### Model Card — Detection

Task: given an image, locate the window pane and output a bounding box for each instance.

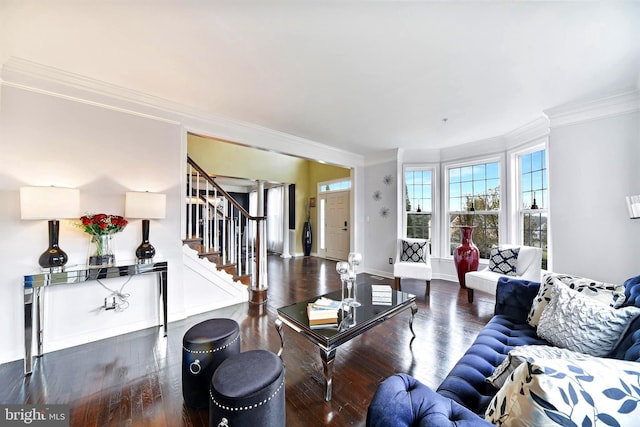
[406,168,433,238]
[450,168,461,183]
[487,178,500,192]
[531,150,542,171]
[462,181,473,197]
[461,166,473,182]
[450,183,461,198]
[522,175,532,192]
[523,212,548,270]
[532,171,543,192]
[486,162,500,179]
[521,153,532,174]
[407,213,431,239]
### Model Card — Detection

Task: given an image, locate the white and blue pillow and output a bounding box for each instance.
[400,240,426,263]
[488,246,519,276]
[486,357,640,426]
[527,272,628,327]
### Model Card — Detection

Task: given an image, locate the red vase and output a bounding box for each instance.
[453,226,479,289]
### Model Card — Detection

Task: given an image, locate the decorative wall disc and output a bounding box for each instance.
[380,207,390,218]
[372,190,382,201]
[383,175,393,186]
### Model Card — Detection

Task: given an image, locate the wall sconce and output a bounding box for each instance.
[627,195,640,219]
[125,191,167,263]
[20,186,80,272]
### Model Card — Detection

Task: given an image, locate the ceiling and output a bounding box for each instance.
[2,1,639,156]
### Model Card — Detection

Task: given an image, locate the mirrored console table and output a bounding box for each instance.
[23,260,168,375]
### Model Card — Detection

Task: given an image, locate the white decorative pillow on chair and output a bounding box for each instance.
[536,283,640,357]
[488,246,519,276]
[527,273,628,327]
[485,357,640,426]
[400,240,426,262]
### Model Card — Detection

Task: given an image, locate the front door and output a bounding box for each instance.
[323,190,350,260]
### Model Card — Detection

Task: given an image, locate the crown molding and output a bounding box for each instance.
[364,149,399,167]
[544,89,640,129]
[1,57,365,168]
[504,116,549,147]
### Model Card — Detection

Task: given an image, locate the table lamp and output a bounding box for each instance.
[125,191,166,263]
[627,195,640,219]
[20,186,80,272]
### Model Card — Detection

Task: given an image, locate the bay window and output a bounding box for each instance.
[448,161,500,258]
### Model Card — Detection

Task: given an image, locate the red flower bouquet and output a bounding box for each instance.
[79,214,128,236]
[78,214,128,266]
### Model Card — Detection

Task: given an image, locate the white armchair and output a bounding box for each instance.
[465,244,542,303]
[393,238,432,297]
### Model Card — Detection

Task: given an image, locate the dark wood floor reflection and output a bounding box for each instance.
[0,256,495,426]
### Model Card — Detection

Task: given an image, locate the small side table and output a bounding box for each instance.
[23,260,168,375]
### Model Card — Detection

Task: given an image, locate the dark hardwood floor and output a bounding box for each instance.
[0,256,496,426]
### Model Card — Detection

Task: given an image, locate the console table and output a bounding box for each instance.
[23,260,168,375]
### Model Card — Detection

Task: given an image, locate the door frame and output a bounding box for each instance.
[317,178,352,260]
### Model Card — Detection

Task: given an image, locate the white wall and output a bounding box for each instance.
[0,84,184,363]
[363,158,398,277]
[548,110,640,283]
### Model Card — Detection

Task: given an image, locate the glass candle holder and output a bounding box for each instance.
[336,261,350,308]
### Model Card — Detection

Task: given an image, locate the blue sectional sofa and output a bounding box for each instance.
[366,275,640,426]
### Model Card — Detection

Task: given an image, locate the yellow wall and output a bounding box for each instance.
[187,134,350,255]
[188,134,308,183]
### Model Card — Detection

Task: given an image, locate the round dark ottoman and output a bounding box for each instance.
[182,318,240,408]
[209,349,286,427]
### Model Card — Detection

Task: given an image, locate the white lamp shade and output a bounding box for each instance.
[125,192,167,219]
[627,195,640,219]
[20,186,80,220]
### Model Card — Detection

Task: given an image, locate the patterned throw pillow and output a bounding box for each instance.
[527,273,628,327]
[485,345,592,389]
[400,240,426,262]
[485,357,640,426]
[537,283,640,357]
[488,246,519,276]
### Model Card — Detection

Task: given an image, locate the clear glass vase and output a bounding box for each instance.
[88,234,115,267]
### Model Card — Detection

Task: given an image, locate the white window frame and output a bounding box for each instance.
[402,163,438,256]
[512,140,550,270]
[319,178,351,193]
[443,154,505,259]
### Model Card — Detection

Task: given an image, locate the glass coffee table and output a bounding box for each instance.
[275,284,417,401]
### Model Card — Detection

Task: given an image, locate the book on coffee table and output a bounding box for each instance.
[371,284,393,305]
[307,299,340,327]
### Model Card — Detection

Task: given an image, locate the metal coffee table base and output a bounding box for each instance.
[275,302,417,401]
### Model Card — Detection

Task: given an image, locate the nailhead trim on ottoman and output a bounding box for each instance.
[182,318,241,409]
[209,349,286,427]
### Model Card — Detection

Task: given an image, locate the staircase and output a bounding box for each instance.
[184,156,268,304]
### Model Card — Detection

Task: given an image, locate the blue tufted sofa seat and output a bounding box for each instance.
[367,275,640,427]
